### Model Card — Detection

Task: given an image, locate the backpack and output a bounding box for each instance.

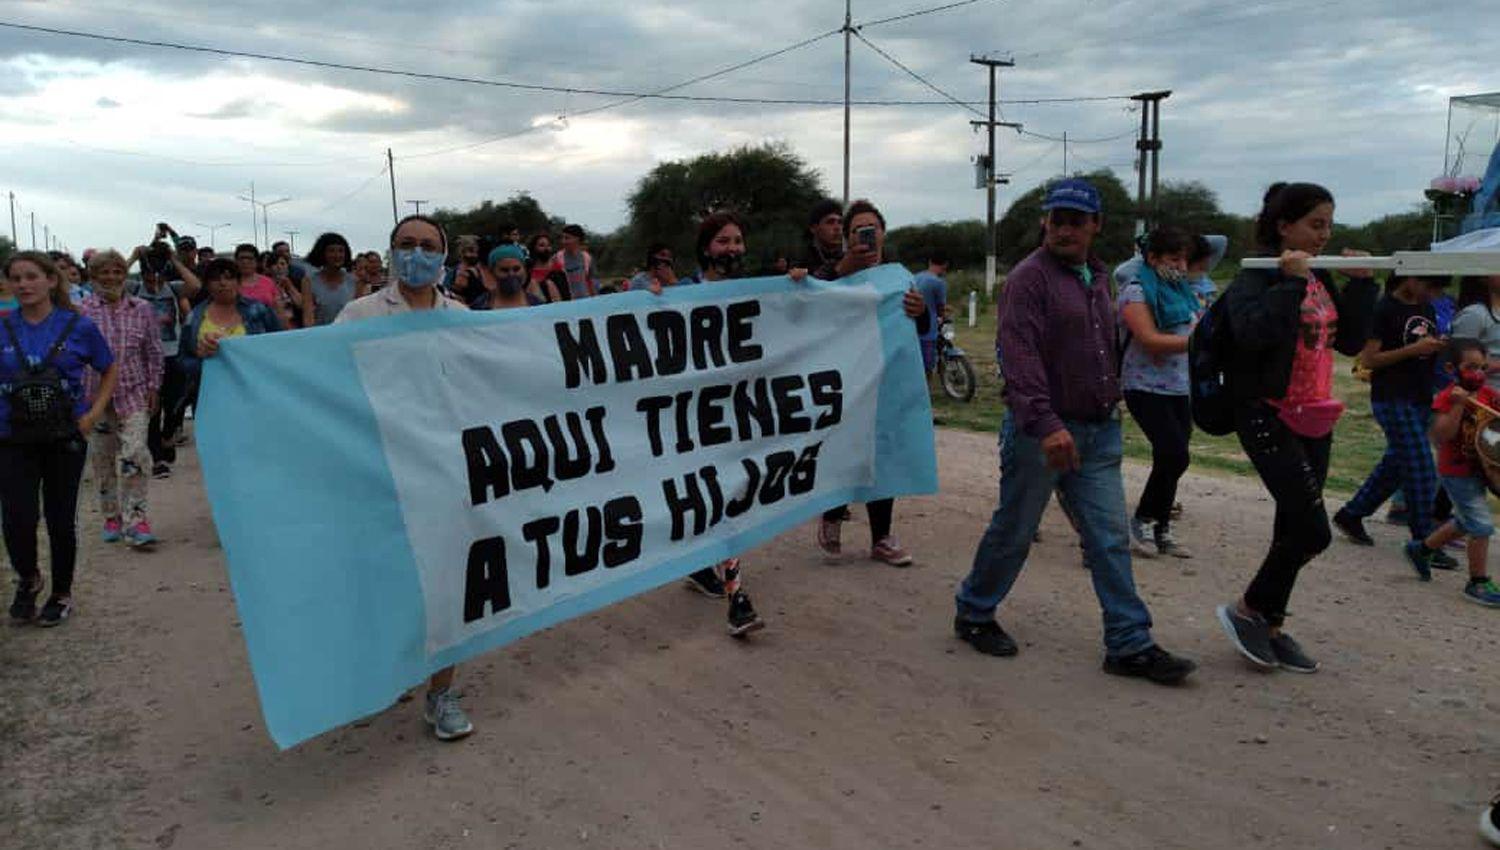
[1187,291,1235,436]
[3,312,83,444]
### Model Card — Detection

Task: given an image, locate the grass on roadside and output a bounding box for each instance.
[929,307,1388,497]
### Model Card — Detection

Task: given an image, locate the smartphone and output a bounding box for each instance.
[856,225,877,250]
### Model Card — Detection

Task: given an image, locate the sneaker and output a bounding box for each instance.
[124,520,158,549]
[870,537,913,567]
[422,688,474,741]
[1269,632,1319,673]
[1463,578,1500,608]
[9,577,42,623]
[684,568,726,599]
[1333,509,1375,546]
[36,596,72,628]
[817,518,843,562]
[1482,791,1500,847]
[152,462,171,480]
[1102,645,1197,685]
[1429,548,1459,571]
[1129,516,1157,558]
[953,618,1018,657]
[1153,522,1193,559]
[727,590,764,637]
[101,516,123,544]
[1403,540,1433,582]
[1215,603,1277,669]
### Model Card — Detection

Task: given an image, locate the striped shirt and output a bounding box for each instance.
[80,294,164,416]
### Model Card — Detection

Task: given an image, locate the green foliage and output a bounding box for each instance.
[0,236,13,266]
[996,170,1138,267]
[1333,206,1434,256]
[884,220,987,270]
[430,193,564,251]
[621,142,828,272]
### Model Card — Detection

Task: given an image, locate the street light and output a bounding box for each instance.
[405,199,429,215]
[237,192,292,250]
[193,222,233,252]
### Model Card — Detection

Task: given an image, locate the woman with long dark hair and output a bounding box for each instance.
[2,251,118,627]
[300,232,358,326]
[1214,182,1378,674]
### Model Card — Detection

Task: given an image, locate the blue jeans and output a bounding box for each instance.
[955,411,1156,657]
[1440,474,1495,538]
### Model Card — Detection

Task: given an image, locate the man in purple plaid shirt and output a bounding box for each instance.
[952,179,1196,686]
[80,250,163,549]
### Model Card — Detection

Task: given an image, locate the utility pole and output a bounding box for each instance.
[1063,131,1069,175]
[842,0,852,210]
[29,211,36,249]
[405,200,429,215]
[1130,90,1171,237]
[387,148,399,224]
[7,191,15,246]
[193,222,233,250]
[970,55,1020,300]
[285,230,299,254]
[239,189,291,250]
[43,225,49,252]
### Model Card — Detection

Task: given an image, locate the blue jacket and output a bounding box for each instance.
[179,297,282,373]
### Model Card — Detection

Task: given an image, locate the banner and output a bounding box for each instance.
[198,264,938,748]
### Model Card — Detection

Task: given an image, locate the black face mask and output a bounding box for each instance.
[496,273,526,297]
[533,247,553,262]
[704,252,745,278]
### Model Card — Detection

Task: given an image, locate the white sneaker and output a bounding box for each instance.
[423,688,474,741]
[1129,516,1156,558]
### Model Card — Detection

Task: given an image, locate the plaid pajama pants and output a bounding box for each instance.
[1344,400,1438,539]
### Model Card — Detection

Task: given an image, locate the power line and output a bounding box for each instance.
[853,31,985,118]
[1018,126,1139,145]
[313,165,390,213]
[858,0,1004,29]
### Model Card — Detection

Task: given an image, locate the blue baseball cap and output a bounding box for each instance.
[1042,178,1102,215]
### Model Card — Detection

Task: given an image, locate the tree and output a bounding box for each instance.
[996,170,1137,267]
[884,220,987,271]
[430,193,564,256]
[623,142,828,271]
[0,235,12,266]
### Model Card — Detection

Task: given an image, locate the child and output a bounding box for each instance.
[1334,274,1454,565]
[1404,339,1500,605]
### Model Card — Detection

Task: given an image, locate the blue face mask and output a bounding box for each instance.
[393,248,445,288]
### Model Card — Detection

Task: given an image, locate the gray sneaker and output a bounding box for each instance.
[423,688,474,741]
[1269,633,1318,673]
[1153,522,1193,559]
[1216,603,1277,669]
[1129,516,1156,558]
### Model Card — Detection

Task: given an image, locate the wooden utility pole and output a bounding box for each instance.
[1131,90,1171,236]
[970,55,1020,299]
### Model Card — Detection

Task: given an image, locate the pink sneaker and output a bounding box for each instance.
[817,518,843,562]
[870,537,913,567]
[101,517,123,544]
[124,520,157,549]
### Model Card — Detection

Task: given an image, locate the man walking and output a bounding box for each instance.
[912,251,949,378]
[952,178,1196,685]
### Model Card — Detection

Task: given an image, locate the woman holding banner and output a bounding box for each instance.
[813,200,924,568]
[1214,182,1378,674]
[334,214,476,741]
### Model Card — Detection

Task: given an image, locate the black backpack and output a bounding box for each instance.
[3,312,83,444]
[1187,292,1235,436]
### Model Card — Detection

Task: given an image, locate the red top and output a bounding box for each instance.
[1432,384,1500,477]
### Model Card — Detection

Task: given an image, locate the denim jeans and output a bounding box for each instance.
[956,411,1156,657]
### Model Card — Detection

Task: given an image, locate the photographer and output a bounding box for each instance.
[128,230,199,477]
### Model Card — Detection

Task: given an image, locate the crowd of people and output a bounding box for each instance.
[2,180,1499,837]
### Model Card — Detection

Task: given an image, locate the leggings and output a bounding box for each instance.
[147,356,188,465]
[824,499,894,543]
[1124,391,1192,524]
[0,435,89,598]
[1235,404,1332,628]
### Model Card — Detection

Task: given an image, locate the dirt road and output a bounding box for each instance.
[3,427,1495,849]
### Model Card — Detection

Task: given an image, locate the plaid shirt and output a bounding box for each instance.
[81,294,164,416]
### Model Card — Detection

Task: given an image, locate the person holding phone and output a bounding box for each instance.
[627,244,680,292]
[811,199,928,568]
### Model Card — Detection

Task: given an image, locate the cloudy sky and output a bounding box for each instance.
[0,0,1496,256]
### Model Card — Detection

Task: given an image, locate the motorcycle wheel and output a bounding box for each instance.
[941,354,977,403]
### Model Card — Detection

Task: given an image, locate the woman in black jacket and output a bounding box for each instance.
[1214,182,1378,674]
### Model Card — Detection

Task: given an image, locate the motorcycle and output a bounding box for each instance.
[935,319,976,402]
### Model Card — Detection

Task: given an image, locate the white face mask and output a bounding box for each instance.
[1156,265,1185,283]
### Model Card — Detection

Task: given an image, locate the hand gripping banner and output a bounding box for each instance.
[198,265,938,748]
